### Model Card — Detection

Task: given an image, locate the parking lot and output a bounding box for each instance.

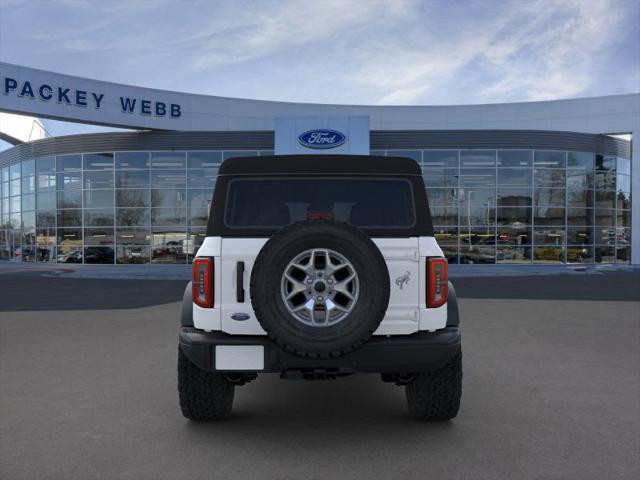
[1,269,639,480]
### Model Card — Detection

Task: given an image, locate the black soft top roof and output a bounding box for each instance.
[218,154,422,176]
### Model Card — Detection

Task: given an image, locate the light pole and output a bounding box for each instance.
[467,190,474,252]
[485,197,492,235]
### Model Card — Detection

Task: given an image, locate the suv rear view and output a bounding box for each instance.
[178,155,462,420]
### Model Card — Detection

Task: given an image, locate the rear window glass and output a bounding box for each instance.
[224,177,416,229]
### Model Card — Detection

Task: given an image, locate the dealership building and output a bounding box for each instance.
[0,62,638,265]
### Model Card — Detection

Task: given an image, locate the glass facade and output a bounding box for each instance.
[374,149,632,264]
[0,148,632,265]
[0,150,269,264]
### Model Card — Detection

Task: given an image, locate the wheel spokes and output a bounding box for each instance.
[333,272,356,301]
[292,297,315,314]
[281,248,358,327]
[285,281,307,300]
[310,249,329,272]
[291,261,313,276]
[326,298,348,314]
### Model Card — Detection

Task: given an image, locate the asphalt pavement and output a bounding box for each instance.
[0,271,639,480]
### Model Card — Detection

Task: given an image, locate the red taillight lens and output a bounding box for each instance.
[192,257,214,308]
[427,257,448,308]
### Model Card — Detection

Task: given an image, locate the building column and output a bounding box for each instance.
[632,129,639,265]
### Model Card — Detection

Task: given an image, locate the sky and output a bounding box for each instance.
[0,0,639,143]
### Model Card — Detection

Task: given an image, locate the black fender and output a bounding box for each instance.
[180,281,194,327]
[446,281,460,327]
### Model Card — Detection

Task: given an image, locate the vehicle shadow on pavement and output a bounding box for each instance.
[179,374,459,444]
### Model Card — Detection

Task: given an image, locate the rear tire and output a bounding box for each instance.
[405,347,462,421]
[178,348,235,420]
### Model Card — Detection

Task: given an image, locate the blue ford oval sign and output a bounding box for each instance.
[298,129,346,149]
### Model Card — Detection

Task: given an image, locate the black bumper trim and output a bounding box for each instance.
[179,327,461,374]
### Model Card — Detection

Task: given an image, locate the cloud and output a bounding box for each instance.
[0,0,637,106]
[185,0,413,71]
[379,85,431,104]
[347,0,633,104]
[473,0,626,102]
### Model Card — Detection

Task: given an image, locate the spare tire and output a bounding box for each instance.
[250,219,390,358]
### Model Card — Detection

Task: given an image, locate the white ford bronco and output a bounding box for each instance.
[178,155,462,420]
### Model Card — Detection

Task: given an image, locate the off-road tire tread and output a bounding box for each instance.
[406,347,462,421]
[178,348,235,420]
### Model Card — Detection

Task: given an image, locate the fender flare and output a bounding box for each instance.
[180,281,194,327]
[446,281,460,327]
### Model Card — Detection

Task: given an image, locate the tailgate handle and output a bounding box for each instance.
[236,261,245,303]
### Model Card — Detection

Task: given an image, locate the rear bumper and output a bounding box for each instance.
[179,326,461,374]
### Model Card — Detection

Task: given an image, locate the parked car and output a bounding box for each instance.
[57,249,83,263]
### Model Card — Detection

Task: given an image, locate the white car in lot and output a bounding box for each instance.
[178,155,462,421]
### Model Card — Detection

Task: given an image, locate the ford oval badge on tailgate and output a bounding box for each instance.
[231,313,250,321]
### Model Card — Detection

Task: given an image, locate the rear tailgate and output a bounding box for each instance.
[372,238,421,335]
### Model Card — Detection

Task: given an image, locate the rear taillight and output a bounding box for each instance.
[192,257,214,308]
[427,257,448,308]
